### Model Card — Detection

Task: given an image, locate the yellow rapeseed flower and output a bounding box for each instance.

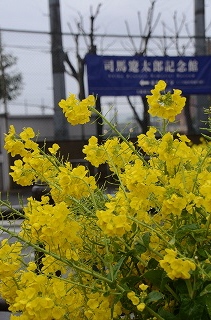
[83,136,107,167]
[48,143,60,155]
[139,284,149,291]
[59,93,95,125]
[146,80,186,122]
[137,302,146,312]
[160,249,196,280]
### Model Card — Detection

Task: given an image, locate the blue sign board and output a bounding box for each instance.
[85,54,211,96]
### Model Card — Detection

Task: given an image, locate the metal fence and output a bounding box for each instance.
[1,28,211,134]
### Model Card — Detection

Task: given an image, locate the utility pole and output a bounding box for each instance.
[194,0,208,131]
[0,30,8,118]
[0,30,10,191]
[195,0,206,55]
[49,0,69,140]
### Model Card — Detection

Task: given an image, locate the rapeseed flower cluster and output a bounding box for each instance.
[147,79,186,121]
[59,94,95,125]
[9,271,85,319]
[159,249,196,280]
[1,80,211,319]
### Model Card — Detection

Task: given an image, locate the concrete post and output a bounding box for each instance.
[49,0,69,140]
[195,0,206,55]
[194,0,209,131]
[0,115,10,191]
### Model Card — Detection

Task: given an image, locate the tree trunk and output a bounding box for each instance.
[184,96,196,134]
[142,96,150,133]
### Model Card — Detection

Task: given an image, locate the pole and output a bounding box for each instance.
[194,0,208,132]
[195,0,206,55]
[0,30,10,191]
[49,0,69,140]
[0,30,8,118]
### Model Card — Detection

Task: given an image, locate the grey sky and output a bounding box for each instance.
[0,0,199,34]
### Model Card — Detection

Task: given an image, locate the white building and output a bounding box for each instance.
[0,114,97,191]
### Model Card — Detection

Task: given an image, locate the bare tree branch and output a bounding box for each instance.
[63,52,78,79]
[123,0,161,132]
[205,20,211,32]
[137,11,142,36]
[125,20,137,53]
[127,96,143,128]
[89,3,102,53]
[141,0,161,55]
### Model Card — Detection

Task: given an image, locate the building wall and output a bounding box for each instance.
[8,115,54,140]
[0,114,98,191]
[7,115,97,141]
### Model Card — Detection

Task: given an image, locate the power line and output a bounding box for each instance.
[1,27,211,40]
[7,101,52,109]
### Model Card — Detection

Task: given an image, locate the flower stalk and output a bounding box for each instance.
[1,80,211,319]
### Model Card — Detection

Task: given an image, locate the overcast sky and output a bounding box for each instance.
[1,0,210,34]
[0,0,210,116]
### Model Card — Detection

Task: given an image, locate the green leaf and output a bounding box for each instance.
[134,243,146,255]
[104,253,114,263]
[175,279,189,294]
[203,263,211,277]
[107,256,125,283]
[147,258,159,269]
[142,232,150,247]
[197,247,208,259]
[158,308,177,320]
[205,294,211,318]
[179,296,205,320]
[144,269,168,289]
[146,290,164,303]
[200,284,211,296]
[175,224,198,240]
[112,256,126,280]
[120,275,141,287]
[131,222,137,233]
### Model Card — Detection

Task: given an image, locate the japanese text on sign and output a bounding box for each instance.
[85,55,211,96]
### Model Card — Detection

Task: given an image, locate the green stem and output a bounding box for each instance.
[38,140,62,169]
[105,240,114,282]
[145,305,165,320]
[185,279,194,299]
[165,284,180,302]
[0,199,26,220]
[103,151,128,197]
[205,212,211,238]
[129,216,169,251]
[90,107,149,167]
[0,225,126,292]
[45,181,95,216]
[161,118,169,135]
[191,144,211,194]
[117,236,147,267]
